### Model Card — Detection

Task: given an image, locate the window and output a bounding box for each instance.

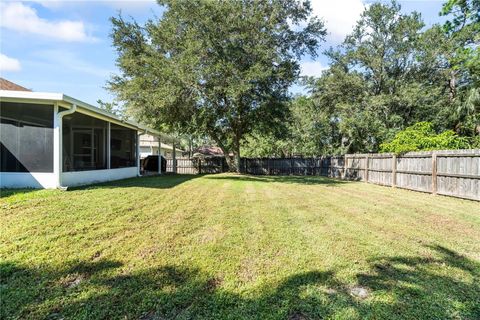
[0,102,54,172]
[110,124,137,168]
[62,112,107,171]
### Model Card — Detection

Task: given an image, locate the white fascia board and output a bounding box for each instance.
[0,90,63,104]
[160,143,184,152]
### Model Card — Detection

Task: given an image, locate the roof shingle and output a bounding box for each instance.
[0,78,32,91]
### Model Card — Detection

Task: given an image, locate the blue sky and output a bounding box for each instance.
[1,0,447,105]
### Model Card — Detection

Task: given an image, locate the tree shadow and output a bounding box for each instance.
[0,188,40,199]
[2,244,479,319]
[204,174,348,186]
[354,244,480,319]
[0,259,124,319]
[67,174,201,192]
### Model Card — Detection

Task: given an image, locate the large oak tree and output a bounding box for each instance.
[108,0,325,170]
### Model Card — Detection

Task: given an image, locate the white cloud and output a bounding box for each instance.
[311,0,367,42]
[300,61,328,77]
[104,0,157,10]
[34,0,157,12]
[0,2,94,42]
[0,53,21,72]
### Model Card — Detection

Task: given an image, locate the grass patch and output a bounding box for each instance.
[1,174,479,319]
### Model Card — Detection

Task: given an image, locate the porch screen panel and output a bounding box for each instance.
[62,112,107,171]
[0,102,53,172]
[110,124,137,168]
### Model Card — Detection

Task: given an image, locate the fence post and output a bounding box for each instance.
[432,151,437,195]
[329,157,333,177]
[291,158,294,175]
[392,154,396,188]
[343,155,347,180]
[172,141,177,174]
[157,135,162,175]
[365,155,369,183]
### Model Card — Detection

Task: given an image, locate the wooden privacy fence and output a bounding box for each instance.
[164,150,479,201]
[343,149,480,201]
[242,149,480,201]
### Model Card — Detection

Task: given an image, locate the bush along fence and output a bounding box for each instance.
[165,149,480,201]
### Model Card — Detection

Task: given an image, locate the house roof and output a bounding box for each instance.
[0,88,177,142]
[193,146,224,156]
[0,78,31,91]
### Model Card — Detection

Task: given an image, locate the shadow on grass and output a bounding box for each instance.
[0,188,40,199]
[2,244,478,319]
[1,175,201,198]
[68,174,201,192]
[204,174,348,186]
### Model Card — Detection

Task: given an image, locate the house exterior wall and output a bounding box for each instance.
[0,172,57,188]
[61,167,138,187]
[140,146,183,158]
[139,133,183,158]
[1,99,144,189]
[140,146,154,159]
[1,162,139,189]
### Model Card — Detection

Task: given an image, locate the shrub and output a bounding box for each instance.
[380,122,471,154]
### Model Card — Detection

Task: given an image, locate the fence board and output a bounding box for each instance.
[163,149,480,201]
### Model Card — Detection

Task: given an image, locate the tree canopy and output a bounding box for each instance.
[242,0,479,157]
[108,0,479,159]
[108,0,326,169]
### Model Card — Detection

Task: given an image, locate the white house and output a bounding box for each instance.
[139,134,183,159]
[0,79,173,189]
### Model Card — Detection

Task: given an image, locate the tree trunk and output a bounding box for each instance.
[233,132,242,173]
[449,70,456,102]
[234,147,241,174]
[225,154,236,172]
[188,136,193,158]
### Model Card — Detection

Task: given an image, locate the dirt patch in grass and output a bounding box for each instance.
[195,224,226,244]
[58,273,86,289]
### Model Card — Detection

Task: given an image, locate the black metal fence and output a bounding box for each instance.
[241,157,345,177]
[166,157,227,174]
[165,156,346,177]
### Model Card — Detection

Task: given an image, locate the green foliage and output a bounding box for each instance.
[441,0,480,86]
[380,122,471,153]
[272,0,479,156]
[304,1,448,154]
[96,99,125,117]
[439,0,480,124]
[472,135,480,148]
[109,0,478,157]
[456,87,480,136]
[108,0,325,170]
[242,95,334,157]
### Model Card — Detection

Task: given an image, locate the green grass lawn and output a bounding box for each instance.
[1,174,479,320]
